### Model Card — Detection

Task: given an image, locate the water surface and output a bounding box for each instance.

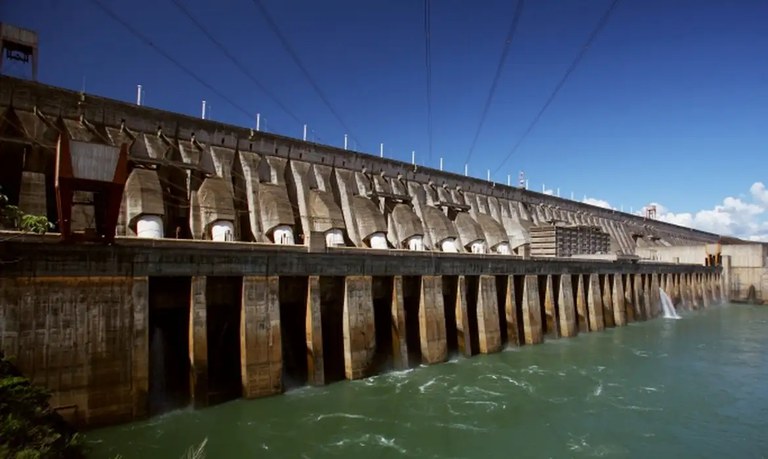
[88,303,768,458]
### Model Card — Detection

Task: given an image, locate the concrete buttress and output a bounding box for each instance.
[476,275,502,353]
[419,276,447,364]
[624,274,635,322]
[702,274,711,308]
[240,276,282,397]
[602,275,615,327]
[305,276,324,385]
[543,275,559,338]
[576,275,589,332]
[343,276,376,379]
[557,274,577,338]
[455,276,472,356]
[390,276,409,370]
[650,274,661,317]
[612,274,627,326]
[504,276,522,346]
[522,275,543,344]
[587,274,605,331]
[131,277,149,418]
[642,275,652,319]
[189,276,208,407]
[632,274,648,321]
[708,274,718,304]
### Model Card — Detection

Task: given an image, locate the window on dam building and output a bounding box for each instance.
[273,225,294,245]
[136,215,164,238]
[325,229,344,247]
[406,235,424,251]
[441,238,459,253]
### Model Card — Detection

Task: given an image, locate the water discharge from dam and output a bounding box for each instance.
[88,303,768,458]
[660,289,681,319]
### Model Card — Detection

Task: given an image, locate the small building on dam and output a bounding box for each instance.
[0,74,755,427]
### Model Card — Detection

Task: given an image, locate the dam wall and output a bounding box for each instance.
[0,76,718,253]
[0,236,721,427]
[638,243,768,304]
[0,76,725,428]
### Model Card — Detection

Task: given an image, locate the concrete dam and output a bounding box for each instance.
[0,75,725,427]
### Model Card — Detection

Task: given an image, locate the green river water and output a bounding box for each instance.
[88,303,768,458]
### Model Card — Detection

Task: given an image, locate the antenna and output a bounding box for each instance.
[439,157,443,171]
[487,169,491,182]
[201,100,206,119]
[380,143,384,158]
[256,113,261,131]
[303,124,307,141]
[136,84,142,106]
[464,164,468,176]
[411,150,416,165]
[344,134,348,150]
[507,174,511,186]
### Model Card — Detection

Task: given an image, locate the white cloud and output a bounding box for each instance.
[582,197,614,209]
[649,182,768,239]
[750,182,768,206]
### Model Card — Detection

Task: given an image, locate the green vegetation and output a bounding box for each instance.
[0,353,84,459]
[0,187,51,234]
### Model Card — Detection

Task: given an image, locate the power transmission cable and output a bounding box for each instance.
[464,0,525,165]
[424,0,433,164]
[87,0,254,122]
[493,0,621,174]
[250,0,362,149]
[170,0,304,126]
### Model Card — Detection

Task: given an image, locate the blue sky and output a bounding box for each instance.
[2,0,767,239]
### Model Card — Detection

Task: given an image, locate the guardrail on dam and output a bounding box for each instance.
[0,76,723,427]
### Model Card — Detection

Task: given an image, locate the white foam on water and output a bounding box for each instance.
[593,381,603,397]
[610,402,664,412]
[418,377,439,393]
[315,413,371,422]
[481,374,534,393]
[434,421,487,432]
[329,434,408,455]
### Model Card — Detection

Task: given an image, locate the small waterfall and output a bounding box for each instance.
[659,289,680,319]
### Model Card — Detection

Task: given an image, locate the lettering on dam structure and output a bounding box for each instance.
[0,76,726,427]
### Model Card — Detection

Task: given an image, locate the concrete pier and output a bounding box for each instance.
[558,275,577,338]
[419,276,447,364]
[476,275,502,353]
[343,276,375,380]
[522,275,543,344]
[305,276,324,386]
[543,275,559,338]
[241,276,281,397]
[390,276,409,370]
[587,274,604,332]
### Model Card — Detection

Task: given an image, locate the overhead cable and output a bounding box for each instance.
[464,0,525,165]
[88,0,253,121]
[493,0,622,174]
[424,0,433,164]
[250,0,362,149]
[170,0,304,125]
